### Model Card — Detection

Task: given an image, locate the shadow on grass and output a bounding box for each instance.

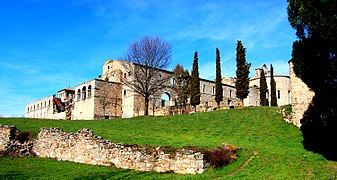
[301,90,337,161]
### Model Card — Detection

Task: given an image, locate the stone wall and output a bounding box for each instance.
[244,86,260,106]
[0,125,35,157]
[93,80,122,119]
[289,61,315,127]
[0,125,17,151]
[73,79,122,120]
[33,128,208,174]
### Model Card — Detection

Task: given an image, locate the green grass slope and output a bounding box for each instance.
[0,107,336,179]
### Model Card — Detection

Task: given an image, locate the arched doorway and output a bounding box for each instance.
[161,92,170,107]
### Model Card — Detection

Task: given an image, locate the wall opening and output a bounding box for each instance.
[82,86,86,100]
[88,85,92,98]
[77,89,81,101]
[161,92,170,107]
[278,90,281,99]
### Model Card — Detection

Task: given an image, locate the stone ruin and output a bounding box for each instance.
[0,125,237,174]
[0,125,35,157]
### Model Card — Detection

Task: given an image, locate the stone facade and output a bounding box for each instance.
[72,79,122,120]
[199,79,240,110]
[33,127,208,174]
[244,65,291,107]
[25,59,240,119]
[289,61,315,127]
[25,95,54,119]
[26,59,269,120]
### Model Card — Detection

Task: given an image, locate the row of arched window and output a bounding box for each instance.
[27,99,51,112]
[77,85,92,100]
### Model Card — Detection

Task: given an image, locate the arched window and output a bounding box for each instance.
[34,105,35,110]
[41,103,42,108]
[27,107,29,112]
[49,100,51,106]
[88,85,92,98]
[82,86,86,100]
[77,89,81,100]
[37,104,39,109]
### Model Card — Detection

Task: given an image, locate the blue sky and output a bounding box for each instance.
[0,0,296,117]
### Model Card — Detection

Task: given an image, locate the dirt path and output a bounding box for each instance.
[217,151,259,179]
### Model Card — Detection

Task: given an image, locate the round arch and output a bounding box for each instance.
[161,92,171,107]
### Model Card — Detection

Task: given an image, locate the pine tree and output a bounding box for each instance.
[270,64,277,106]
[235,40,251,105]
[190,51,200,111]
[259,69,268,106]
[215,48,223,109]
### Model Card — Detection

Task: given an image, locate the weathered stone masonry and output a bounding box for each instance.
[0,125,214,174]
[0,125,17,151]
[0,125,35,157]
[33,128,208,174]
[289,61,315,127]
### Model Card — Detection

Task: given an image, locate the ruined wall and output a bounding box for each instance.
[0,125,16,151]
[244,86,260,106]
[199,79,240,110]
[289,61,315,127]
[33,128,208,174]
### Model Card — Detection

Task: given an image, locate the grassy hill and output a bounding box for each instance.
[0,107,336,179]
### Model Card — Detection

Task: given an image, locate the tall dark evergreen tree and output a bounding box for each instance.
[270,64,277,106]
[259,69,268,106]
[235,40,251,105]
[215,48,223,109]
[288,0,337,160]
[190,51,200,110]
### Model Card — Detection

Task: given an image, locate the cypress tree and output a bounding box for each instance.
[235,40,251,105]
[215,48,223,109]
[270,64,277,106]
[190,51,200,111]
[259,69,268,106]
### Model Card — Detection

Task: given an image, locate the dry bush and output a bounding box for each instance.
[203,144,238,168]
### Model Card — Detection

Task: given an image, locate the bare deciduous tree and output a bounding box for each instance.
[121,36,172,116]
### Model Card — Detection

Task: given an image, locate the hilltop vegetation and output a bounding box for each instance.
[0,107,336,179]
